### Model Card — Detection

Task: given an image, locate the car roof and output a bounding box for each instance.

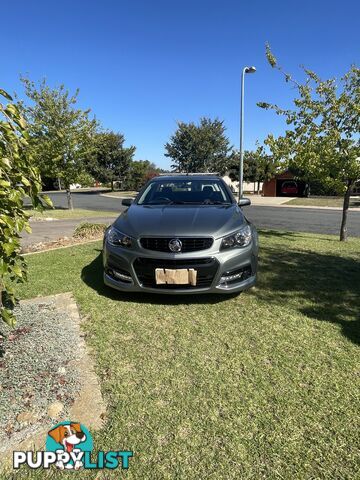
[153,174,222,182]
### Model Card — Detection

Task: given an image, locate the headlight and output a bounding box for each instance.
[221,225,252,249]
[107,226,133,248]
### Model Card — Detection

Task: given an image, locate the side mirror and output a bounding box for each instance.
[238,197,251,207]
[122,198,134,206]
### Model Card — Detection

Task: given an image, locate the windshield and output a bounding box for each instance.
[137,179,233,205]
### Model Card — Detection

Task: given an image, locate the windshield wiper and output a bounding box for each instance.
[153,200,186,205]
[202,200,231,205]
[146,200,174,205]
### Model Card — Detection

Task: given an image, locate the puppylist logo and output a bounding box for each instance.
[13,421,133,471]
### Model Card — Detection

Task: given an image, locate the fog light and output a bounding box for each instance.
[219,266,252,286]
[107,268,133,283]
[114,271,132,282]
[221,271,243,282]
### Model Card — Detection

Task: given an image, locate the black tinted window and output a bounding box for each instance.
[138,179,232,205]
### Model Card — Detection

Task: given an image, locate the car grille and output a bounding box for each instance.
[133,257,218,289]
[140,237,213,253]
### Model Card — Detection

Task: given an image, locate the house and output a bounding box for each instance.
[262,171,308,197]
[222,173,263,194]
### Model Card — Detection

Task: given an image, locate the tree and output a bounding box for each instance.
[0,88,51,325]
[258,44,360,241]
[19,78,98,209]
[243,151,259,184]
[228,145,278,193]
[165,117,233,173]
[125,160,160,190]
[88,131,135,190]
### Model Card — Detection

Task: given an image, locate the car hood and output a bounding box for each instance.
[113,204,245,239]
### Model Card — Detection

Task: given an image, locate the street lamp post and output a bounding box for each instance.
[239,66,256,200]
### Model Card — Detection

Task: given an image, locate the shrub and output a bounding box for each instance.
[73,222,107,239]
[76,171,95,187]
[0,88,51,325]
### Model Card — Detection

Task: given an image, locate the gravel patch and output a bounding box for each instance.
[0,299,82,450]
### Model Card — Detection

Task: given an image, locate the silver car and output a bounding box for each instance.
[103,174,258,294]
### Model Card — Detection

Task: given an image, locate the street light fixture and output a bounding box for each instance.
[239,65,256,200]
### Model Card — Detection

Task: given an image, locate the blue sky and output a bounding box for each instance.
[3,0,359,168]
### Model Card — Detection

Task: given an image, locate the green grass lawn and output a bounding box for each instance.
[285,197,360,208]
[9,231,360,479]
[27,208,118,220]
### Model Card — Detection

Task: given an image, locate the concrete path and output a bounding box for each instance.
[245,195,295,206]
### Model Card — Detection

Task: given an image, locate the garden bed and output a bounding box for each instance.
[21,223,108,253]
[0,294,105,462]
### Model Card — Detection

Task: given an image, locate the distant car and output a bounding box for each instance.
[103,174,258,295]
[281,180,298,196]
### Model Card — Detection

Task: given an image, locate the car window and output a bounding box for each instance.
[137,179,232,205]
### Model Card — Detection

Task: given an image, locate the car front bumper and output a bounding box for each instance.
[102,238,258,295]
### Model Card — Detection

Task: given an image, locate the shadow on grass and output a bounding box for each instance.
[258,229,300,239]
[81,244,360,344]
[81,252,238,306]
[258,229,315,242]
[259,229,339,242]
[254,245,360,345]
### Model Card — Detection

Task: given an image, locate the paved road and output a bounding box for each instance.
[22,216,117,247]
[245,206,360,237]
[23,191,360,245]
[25,190,126,213]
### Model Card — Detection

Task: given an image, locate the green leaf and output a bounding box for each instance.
[0,88,13,101]
[2,242,16,256]
[11,264,23,278]
[41,194,53,207]
[0,215,15,228]
[0,157,11,168]
[0,259,6,275]
[20,176,31,187]
[257,102,271,109]
[265,42,277,68]
[1,308,16,327]
[18,115,26,127]
[4,104,19,117]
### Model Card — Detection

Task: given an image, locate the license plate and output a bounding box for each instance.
[155,268,197,285]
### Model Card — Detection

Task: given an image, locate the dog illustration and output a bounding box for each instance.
[48,422,86,470]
